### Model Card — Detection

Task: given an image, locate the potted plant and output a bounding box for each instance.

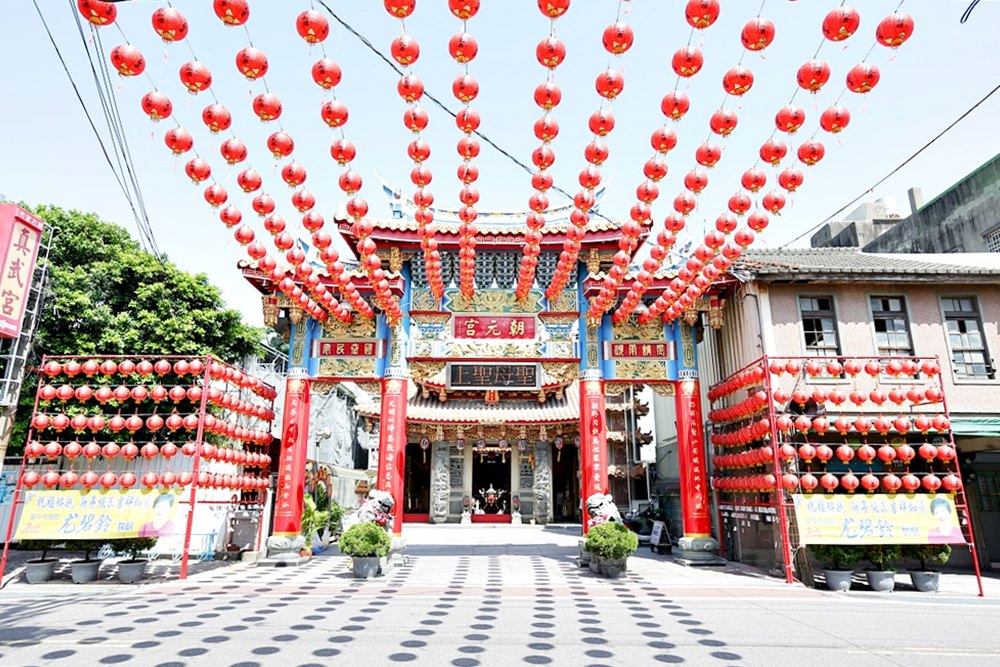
[584,521,639,578]
[338,521,391,578]
[809,544,866,591]
[864,544,902,592]
[300,495,330,556]
[69,540,106,584]
[903,544,952,592]
[327,499,345,541]
[111,537,158,584]
[20,540,59,584]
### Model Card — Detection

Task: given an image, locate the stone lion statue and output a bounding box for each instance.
[343,489,395,532]
[586,493,622,527]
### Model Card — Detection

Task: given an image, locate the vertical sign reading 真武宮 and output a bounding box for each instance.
[0,205,44,338]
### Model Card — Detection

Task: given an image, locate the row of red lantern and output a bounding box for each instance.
[717,470,959,494]
[25,439,187,461]
[710,418,772,447]
[776,413,951,437]
[22,468,268,491]
[583,19,645,320]
[30,412,273,443]
[775,441,955,466]
[515,5,569,301]
[708,390,769,423]
[545,12,631,301]
[770,357,941,379]
[707,365,766,402]
[714,445,775,470]
[773,385,943,410]
[657,9,912,326]
[36,384,275,418]
[200,443,271,467]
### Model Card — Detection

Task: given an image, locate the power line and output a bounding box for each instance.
[780,81,1000,248]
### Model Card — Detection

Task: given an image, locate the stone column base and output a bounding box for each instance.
[675,535,727,566]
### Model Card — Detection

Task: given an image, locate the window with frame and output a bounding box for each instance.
[985,228,1000,253]
[870,296,915,357]
[799,296,841,357]
[941,296,995,379]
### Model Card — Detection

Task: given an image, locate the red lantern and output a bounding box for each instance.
[747,211,769,233]
[778,168,804,193]
[741,169,766,193]
[823,7,861,42]
[312,58,342,90]
[296,10,329,44]
[741,18,775,51]
[759,139,787,166]
[876,13,915,48]
[762,191,786,214]
[253,93,282,122]
[721,66,754,96]
[321,100,349,128]
[820,473,839,493]
[236,47,268,79]
[213,0,249,25]
[392,35,421,65]
[237,169,262,194]
[685,0,720,29]
[796,60,830,93]
[453,74,480,102]
[860,474,880,493]
[164,128,193,155]
[536,37,566,68]
[201,104,232,134]
[846,63,881,94]
[672,47,704,77]
[219,206,242,228]
[140,90,174,121]
[660,92,690,121]
[683,170,708,194]
[836,444,855,463]
[820,105,851,134]
[797,141,826,167]
[882,473,902,493]
[800,473,819,492]
[152,7,188,42]
[841,473,860,493]
[110,45,146,77]
[941,474,962,492]
[179,61,212,94]
[709,109,738,137]
[900,473,920,493]
[204,184,228,207]
[775,105,806,133]
[595,70,625,99]
[282,162,307,188]
[385,0,416,17]
[728,193,751,215]
[78,0,117,26]
[922,474,942,492]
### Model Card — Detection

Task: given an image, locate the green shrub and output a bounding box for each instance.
[110,537,157,561]
[18,539,58,561]
[864,544,902,572]
[327,500,345,535]
[338,521,391,558]
[585,522,639,560]
[903,544,952,571]
[67,539,107,561]
[810,544,867,570]
[300,495,330,538]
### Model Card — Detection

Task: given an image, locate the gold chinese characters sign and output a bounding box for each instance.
[0,205,44,338]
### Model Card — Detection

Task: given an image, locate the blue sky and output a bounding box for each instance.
[3,1,999,325]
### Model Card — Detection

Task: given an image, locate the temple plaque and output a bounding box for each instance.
[446,363,540,391]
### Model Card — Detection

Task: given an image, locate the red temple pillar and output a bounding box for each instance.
[579,377,609,532]
[273,376,311,536]
[377,378,408,536]
[674,379,719,560]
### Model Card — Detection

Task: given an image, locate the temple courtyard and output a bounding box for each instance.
[0,525,998,666]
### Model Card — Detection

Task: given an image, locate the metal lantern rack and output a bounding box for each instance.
[0,354,275,581]
[707,355,984,596]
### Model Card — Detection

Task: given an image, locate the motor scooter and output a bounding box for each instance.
[622,507,655,544]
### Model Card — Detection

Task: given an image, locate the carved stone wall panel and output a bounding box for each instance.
[547,341,575,359]
[533,442,552,525]
[317,357,377,378]
[613,318,665,342]
[431,442,450,524]
[411,289,438,311]
[613,359,668,381]
[445,288,542,314]
[323,314,377,339]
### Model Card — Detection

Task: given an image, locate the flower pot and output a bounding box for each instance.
[117,559,148,584]
[578,540,591,567]
[588,555,602,574]
[909,570,940,592]
[24,558,58,584]
[352,556,381,579]
[71,560,102,584]
[601,557,627,579]
[865,570,895,592]
[821,569,853,592]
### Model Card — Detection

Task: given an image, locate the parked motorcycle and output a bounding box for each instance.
[622,507,655,544]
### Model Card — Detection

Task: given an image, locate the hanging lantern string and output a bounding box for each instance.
[547,0,632,303]
[657,6,914,324]
[515,6,568,301]
[610,0,726,324]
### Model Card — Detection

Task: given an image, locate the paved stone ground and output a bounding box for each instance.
[1,524,999,666]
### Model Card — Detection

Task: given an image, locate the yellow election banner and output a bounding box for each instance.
[792,493,965,545]
[14,490,182,541]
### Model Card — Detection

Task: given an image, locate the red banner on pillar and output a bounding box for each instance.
[377,378,408,536]
[273,378,311,535]
[580,380,609,530]
[675,379,712,537]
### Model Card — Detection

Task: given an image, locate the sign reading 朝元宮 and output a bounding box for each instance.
[314,339,378,358]
[14,490,182,540]
[0,205,44,338]
[792,493,965,545]
[453,315,536,340]
[447,363,540,390]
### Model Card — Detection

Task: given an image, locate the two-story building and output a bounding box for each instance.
[697,248,1000,569]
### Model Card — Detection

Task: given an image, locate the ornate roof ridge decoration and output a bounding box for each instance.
[357,382,582,425]
[337,215,628,236]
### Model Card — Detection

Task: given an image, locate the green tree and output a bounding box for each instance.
[7,205,263,453]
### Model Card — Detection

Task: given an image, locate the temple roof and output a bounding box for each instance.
[736,248,1000,281]
[357,383,580,426]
